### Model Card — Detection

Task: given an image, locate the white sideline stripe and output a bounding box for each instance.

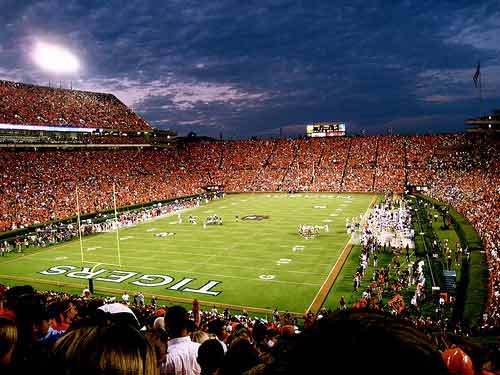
[306,195,377,313]
[306,240,351,313]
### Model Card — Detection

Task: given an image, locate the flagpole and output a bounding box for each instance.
[474,61,482,117]
[113,182,122,268]
[75,184,84,266]
[479,69,483,117]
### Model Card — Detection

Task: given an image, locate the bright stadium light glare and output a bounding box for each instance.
[33,41,80,74]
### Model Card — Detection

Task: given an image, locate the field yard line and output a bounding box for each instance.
[78,245,341,264]
[16,256,322,287]
[120,246,342,260]
[187,254,217,273]
[0,274,304,317]
[80,252,330,276]
[305,195,378,314]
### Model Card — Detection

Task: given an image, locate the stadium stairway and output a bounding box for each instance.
[371,137,380,191]
[339,137,353,190]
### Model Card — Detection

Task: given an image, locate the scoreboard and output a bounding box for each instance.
[306,122,346,137]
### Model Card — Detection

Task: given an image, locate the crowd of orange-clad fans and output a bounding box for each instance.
[0,80,151,131]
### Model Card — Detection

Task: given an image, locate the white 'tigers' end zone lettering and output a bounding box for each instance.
[96,270,138,283]
[183,281,222,296]
[39,265,222,296]
[132,274,174,287]
[66,267,108,279]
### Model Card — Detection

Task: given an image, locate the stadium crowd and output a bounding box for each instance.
[1,284,498,375]
[0,80,499,372]
[0,80,151,131]
[0,135,493,232]
[1,134,499,333]
[427,137,500,330]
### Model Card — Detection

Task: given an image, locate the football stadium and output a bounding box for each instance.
[1,2,499,375]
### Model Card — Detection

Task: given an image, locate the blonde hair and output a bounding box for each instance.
[0,318,17,366]
[53,323,159,375]
[190,330,209,344]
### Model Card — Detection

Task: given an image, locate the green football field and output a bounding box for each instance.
[0,193,376,314]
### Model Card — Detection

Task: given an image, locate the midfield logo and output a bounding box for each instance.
[40,265,222,296]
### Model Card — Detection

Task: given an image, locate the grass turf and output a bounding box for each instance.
[0,192,376,314]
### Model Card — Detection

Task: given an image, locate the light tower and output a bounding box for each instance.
[32,41,80,88]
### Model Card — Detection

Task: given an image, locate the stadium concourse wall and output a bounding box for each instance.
[416,194,487,327]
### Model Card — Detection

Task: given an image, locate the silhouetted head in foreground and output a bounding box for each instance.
[266,309,449,375]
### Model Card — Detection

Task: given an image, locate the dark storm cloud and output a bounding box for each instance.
[0,0,499,137]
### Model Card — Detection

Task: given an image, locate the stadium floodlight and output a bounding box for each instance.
[33,41,80,75]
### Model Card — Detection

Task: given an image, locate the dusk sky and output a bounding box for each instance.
[1,0,499,138]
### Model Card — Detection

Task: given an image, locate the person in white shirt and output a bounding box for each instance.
[207,319,228,353]
[122,291,130,304]
[161,306,201,375]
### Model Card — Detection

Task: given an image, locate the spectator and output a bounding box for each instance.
[276,309,449,375]
[220,338,260,375]
[0,317,17,370]
[52,323,158,375]
[162,306,201,375]
[197,339,225,375]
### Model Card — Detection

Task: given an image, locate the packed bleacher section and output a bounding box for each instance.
[342,136,377,192]
[374,136,406,192]
[1,284,498,375]
[282,138,316,192]
[0,148,211,231]
[0,80,151,131]
[310,137,349,192]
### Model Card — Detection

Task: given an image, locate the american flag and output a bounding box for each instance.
[473,62,481,88]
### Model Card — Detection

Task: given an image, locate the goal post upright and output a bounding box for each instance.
[112,182,122,268]
[75,184,85,266]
